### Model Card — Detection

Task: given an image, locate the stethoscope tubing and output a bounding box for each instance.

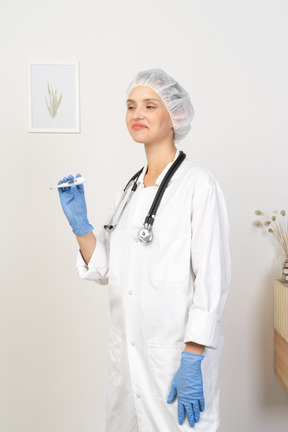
[104,167,144,231]
[123,167,145,193]
[104,151,186,239]
[144,151,186,227]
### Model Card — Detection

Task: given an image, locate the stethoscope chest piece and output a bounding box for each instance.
[137,224,153,243]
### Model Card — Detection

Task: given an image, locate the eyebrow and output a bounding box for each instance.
[126,98,161,103]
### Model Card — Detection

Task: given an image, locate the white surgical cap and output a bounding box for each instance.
[126,68,194,142]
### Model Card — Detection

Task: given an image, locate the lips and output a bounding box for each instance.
[132,123,148,130]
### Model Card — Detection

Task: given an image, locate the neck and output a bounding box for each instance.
[144,140,177,177]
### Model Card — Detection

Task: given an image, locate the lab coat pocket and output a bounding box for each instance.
[152,234,190,284]
[147,341,185,402]
[108,326,122,390]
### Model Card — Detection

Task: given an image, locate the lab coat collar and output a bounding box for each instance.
[138,148,181,187]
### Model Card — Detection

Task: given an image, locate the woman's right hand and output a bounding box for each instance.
[58,173,94,236]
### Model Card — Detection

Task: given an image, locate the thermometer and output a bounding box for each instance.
[50,176,85,189]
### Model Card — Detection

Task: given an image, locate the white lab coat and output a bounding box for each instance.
[76,150,231,432]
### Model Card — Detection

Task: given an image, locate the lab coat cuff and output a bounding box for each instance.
[76,234,109,283]
[184,308,220,349]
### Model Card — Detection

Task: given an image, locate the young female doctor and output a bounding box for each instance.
[58,69,231,432]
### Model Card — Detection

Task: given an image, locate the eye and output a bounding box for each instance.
[127,106,135,110]
[146,105,156,109]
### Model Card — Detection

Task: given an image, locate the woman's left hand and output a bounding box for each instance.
[167,352,205,427]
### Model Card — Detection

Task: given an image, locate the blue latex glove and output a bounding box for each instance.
[167,352,205,427]
[58,173,94,236]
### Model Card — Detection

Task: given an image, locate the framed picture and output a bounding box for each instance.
[26,60,80,133]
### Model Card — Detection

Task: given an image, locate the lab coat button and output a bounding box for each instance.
[131,341,135,346]
[136,394,141,398]
[128,290,132,295]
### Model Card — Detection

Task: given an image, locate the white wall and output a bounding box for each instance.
[1,0,288,430]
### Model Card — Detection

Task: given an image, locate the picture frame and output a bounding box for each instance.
[26,60,80,133]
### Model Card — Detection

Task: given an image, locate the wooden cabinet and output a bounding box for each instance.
[274,279,288,391]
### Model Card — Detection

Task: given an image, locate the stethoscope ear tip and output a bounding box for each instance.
[104,225,115,232]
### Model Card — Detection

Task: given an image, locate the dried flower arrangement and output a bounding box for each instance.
[253,210,288,281]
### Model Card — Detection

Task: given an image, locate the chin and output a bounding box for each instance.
[131,136,145,144]
[129,131,146,143]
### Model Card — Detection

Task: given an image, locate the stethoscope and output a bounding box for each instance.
[104,151,186,243]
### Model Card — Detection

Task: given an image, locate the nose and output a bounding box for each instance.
[133,106,144,120]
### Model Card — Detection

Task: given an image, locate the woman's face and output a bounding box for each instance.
[125,86,174,145]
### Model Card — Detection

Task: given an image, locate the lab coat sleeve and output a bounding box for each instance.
[75,184,123,285]
[184,175,231,349]
[76,228,111,285]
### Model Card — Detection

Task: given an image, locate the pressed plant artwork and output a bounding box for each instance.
[27,61,79,132]
[45,82,63,119]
